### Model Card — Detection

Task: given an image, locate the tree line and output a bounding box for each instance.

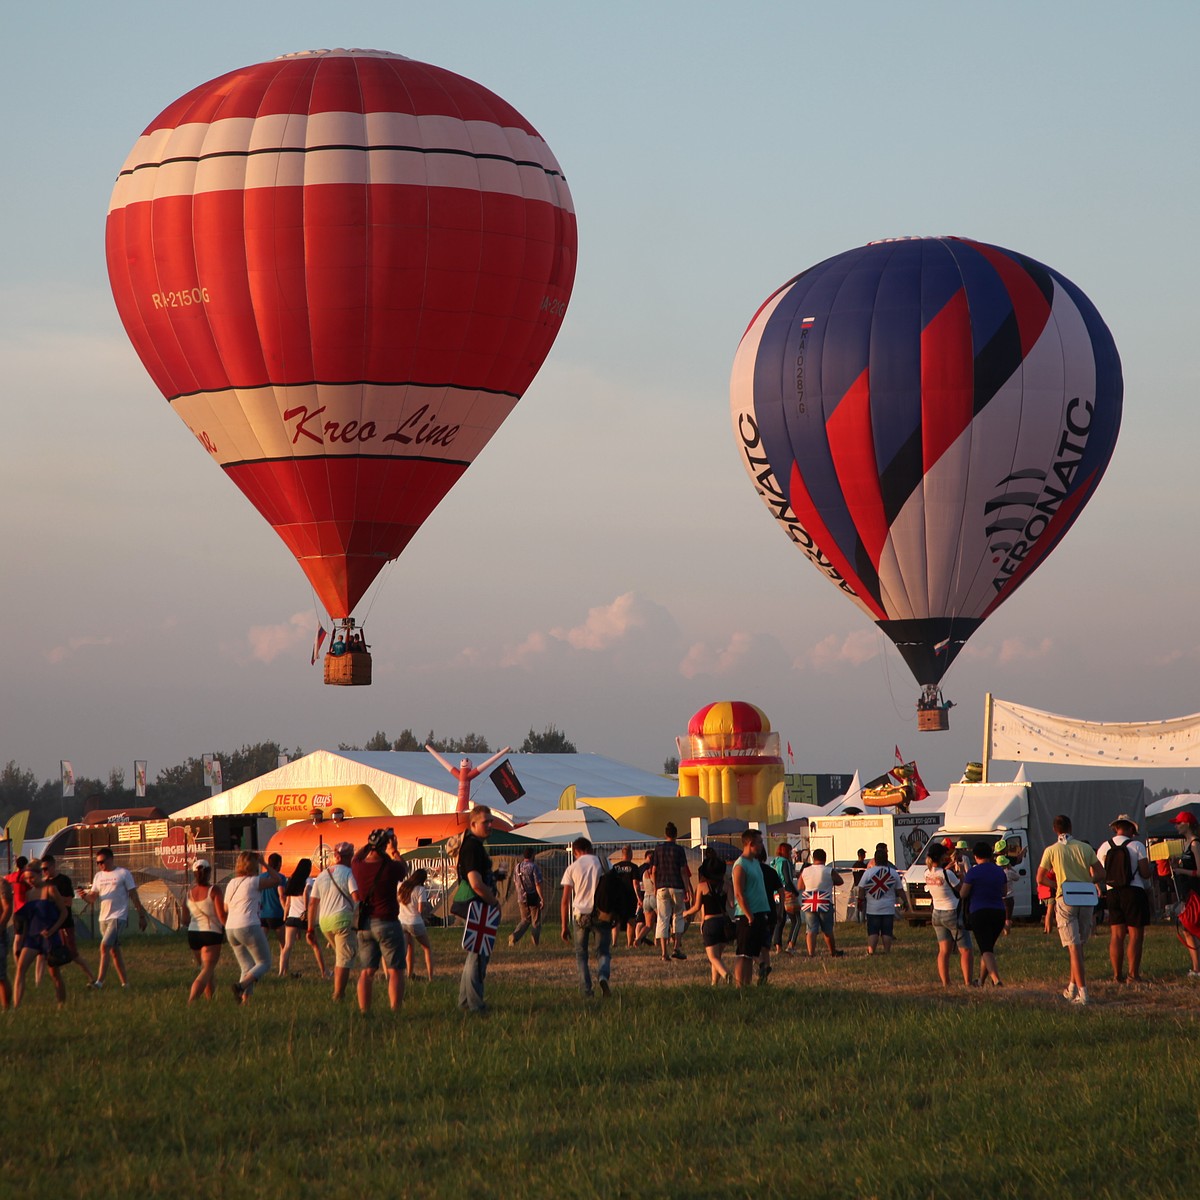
[0,725,579,837]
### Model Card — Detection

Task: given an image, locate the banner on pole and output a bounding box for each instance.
[61,761,75,798]
[990,697,1200,768]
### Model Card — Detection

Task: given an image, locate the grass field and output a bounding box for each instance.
[5,920,1198,1199]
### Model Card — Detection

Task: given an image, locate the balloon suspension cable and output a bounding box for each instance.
[877,630,915,723]
[357,557,398,628]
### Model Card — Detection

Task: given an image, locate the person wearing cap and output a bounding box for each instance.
[308,842,361,1002]
[951,840,973,882]
[185,858,227,1003]
[1096,815,1152,984]
[996,854,1018,935]
[1169,810,1200,977]
[1036,815,1103,1006]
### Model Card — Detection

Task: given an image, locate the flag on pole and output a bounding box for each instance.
[787,741,795,766]
[61,761,75,798]
[894,745,903,764]
[278,753,289,769]
[202,754,214,788]
[211,758,223,790]
[134,760,147,798]
[311,623,328,665]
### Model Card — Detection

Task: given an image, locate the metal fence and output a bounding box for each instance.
[51,838,859,937]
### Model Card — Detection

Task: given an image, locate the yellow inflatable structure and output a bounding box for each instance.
[246,783,391,825]
[676,701,787,826]
[581,794,711,837]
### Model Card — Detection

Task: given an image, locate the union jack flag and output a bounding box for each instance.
[461,900,501,956]
[866,870,895,898]
[803,890,831,913]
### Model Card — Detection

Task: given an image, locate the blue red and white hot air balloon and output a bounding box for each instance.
[730,237,1122,726]
[106,49,576,680]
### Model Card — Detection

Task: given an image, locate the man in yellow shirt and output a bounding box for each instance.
[1036,815,1103,1006]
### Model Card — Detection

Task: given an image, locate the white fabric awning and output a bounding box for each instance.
[991,697,1200,768]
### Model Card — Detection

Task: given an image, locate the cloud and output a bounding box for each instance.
[796,629,880,672]
[679,631,755,679]
[245,611,313,664]
[500,631,551,669]
[46,635,114,665]
[961,636,1054,666]
[549,592,653,650]
[500,593,679,670]
[997,636,1053,665]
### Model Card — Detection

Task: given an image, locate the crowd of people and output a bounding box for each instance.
[3,806,1199,1012]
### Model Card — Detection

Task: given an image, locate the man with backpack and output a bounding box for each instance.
[560,837,613,998]
[509,849,545,946]
[1096,814,1152,984]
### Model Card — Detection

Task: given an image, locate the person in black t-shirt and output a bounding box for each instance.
[457,806,502,1013]
[609,845,643,948]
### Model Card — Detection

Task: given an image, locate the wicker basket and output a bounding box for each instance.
[917,706,950,732]
[324,649,372,686]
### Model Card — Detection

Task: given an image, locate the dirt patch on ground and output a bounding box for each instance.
[472,929,1200,1019]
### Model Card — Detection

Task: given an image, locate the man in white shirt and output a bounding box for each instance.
[798,849,844,959]
[560,837,612,998]
[84,846,148,988]
[1096,814,1152,984]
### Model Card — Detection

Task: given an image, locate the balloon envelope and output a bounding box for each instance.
[730,237,1121,685]
[107,49,577,618]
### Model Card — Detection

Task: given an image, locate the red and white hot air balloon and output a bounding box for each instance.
[106,49,577,682]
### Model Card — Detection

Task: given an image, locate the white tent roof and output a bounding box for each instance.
[1145,792,1200,817]
[172,749,675,822]
[516,804,655,845]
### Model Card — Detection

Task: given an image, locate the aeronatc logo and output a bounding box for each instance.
[986,396,1093,592]
[735,410,857,598]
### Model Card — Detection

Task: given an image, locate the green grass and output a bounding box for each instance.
[5,923,1199,1199]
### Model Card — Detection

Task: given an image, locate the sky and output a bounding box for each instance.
[3,2,1199,797]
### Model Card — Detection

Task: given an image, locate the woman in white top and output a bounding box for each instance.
[224,850,286,1004]
[923,842,974,987]
[398,869,434,980]
[277,859,329,979]
[185,858,228,1003]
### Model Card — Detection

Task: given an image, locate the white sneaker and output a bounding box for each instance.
[1188,970,1200,979]
[1071,988,1089,1006]
[1062,983,1077,1000]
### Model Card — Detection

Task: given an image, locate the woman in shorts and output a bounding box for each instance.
[278,859,327,979]
[684,848,731,984]
[13,860,70,1009]
[398,869,434,980]
[923,842,974,987]
[960,841,1009,986]
[185,858,227,1003]
[636,853,656,947]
